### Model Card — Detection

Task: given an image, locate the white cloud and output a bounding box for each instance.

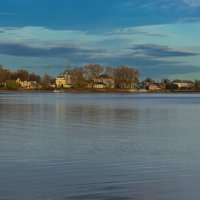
[117,0,200,9]
[0,24,200,51]
[0,24,200,75]
[0,26,101,48]
[184,0,200,7]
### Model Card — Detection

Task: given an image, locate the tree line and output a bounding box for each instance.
[2,63,200,91]
[71,64,140,89]
[0,64,140,90]
[0,65,41,82]
[0,65,52,89]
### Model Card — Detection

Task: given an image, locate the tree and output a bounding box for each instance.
[11,69,29,81]
[144,77,155,83]
[6,80,19,90]
[114,65,139,89]
[71,67,87,88]
[0,65,11,83]
[0,65,5,83]
[195,80,200,90]
[105,66,114,77]
[29,73,41,83]
[84,64,103,87]
[165,83,179,90]
[41,74,51,89]
[161,78,171,84]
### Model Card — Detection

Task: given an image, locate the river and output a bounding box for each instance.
[0,93,200,200]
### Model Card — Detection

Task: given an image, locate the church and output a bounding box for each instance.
[55,65,72,88]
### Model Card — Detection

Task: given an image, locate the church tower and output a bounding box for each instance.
[65,64,71,85]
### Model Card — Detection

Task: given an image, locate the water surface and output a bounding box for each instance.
[0,93,200,200]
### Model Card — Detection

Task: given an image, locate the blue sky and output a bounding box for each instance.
[1,0,200,79]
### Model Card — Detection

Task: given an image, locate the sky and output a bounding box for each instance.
[1,0,200,79]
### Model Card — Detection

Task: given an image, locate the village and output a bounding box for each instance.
[0,64,199,92]
[52,66,197,92]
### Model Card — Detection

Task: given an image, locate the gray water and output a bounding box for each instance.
[0,93,200,200]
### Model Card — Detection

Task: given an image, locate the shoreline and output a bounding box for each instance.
[1,88,200,94]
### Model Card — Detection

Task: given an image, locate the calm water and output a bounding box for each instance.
[1,93,200,200]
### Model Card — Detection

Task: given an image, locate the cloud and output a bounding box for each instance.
[1,0,200,31]
[0,43,103,57]
[1,42,200,79]
[118,0,200,9]
[0,26,104,49]
[108,27,168,37]
[129,44,198,57]
[139,64,200,78]
[184,0,200,7]
[0,24,200,79]
[178,17,200,23]
[18,54,200,78]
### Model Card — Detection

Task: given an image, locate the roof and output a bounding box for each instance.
[173,80,194,83]
[63,70,71,75]
[94,82,106,85]
[56,75,65,79]
[98,74,112,79]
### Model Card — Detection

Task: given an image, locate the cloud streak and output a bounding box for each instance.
[0,43,103,57]
[0,23,200,79]
[129,44,198,57]
[184,0,200,7]
[118,0,200,9]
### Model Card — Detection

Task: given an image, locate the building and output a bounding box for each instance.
[94,82,106,89]
[94,74,115,88]
[173,80,194,89]
[158,83,166,90]
[16,78,37,89]
[56,65,72,88]
[148,84,160,91]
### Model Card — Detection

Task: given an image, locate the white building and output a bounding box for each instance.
[173,80,194,89]
[94,74,115,88]
[16,78,37,89]
[56,65,72,88]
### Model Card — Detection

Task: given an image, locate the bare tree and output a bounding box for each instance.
[41,74,51,89]
[84,64,103,87]
[0,65,6,83]
[105,66,114,77]
[11,69,29,81]
[71,67,87,88]
[114,65,139,89]
[0,65,11,83]
[29,73,41,83]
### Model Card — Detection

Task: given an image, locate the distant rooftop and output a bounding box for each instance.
[98,74,112,79]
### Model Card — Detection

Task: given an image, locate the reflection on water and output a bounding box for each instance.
[1,93,200,200]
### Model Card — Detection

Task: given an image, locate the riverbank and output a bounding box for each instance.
[1,88,200,94]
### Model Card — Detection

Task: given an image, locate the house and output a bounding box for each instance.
[140,80,154,90]
[56,75,67,88]
[173,80,194,89]
[56,65,72,88]
[16,78,37,89]
[94,74,115,88]
[94,82,106,89]
[158,83,166,90]
[148,84,160,91]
